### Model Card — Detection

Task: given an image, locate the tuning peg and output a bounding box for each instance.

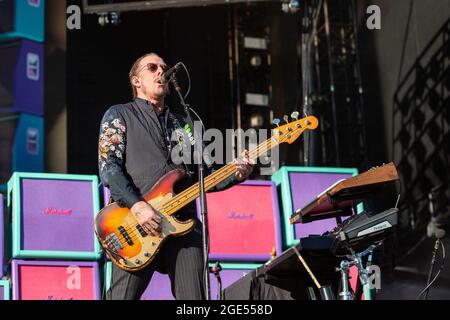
[283,115,289,124]
[291,111,300,120]
[272,118,281,127]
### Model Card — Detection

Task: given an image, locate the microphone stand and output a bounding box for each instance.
[424,191,445,300]
[210,262,223,300]
[169,74,211,300]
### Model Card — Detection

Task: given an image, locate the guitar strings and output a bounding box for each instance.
[106,118,310,247]
[105,123,311,248]
[105,158,254,246]
[104,138,278,246]
[162,137,279,214]
[105,138,276,246]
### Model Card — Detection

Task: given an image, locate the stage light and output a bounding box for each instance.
[281,0,300,14]
[98,14,108,27]
[110,12,121,25]
[97,11,121,27]
[250,114,264,128]
[250,55,262,67]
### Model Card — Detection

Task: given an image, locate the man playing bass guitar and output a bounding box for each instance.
[98,53,253,300]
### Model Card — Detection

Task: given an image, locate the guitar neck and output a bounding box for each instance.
[160,136,279,216]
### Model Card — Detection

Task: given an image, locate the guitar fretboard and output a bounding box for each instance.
[159,136,279,216]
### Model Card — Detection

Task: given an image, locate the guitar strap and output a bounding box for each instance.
[168,112,213,177]
[180,113,214,169]
[107,196,114,205]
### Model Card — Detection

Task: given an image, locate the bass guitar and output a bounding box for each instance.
[94,115,318,271]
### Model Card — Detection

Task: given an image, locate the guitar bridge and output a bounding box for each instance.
[105,233,123,253]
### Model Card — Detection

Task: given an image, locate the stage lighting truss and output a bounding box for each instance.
[82,0,285,14]
[234,6,273,131]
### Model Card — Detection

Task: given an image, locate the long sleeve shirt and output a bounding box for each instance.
[98,98,239,217]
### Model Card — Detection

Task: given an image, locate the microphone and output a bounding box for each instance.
[162,62,182,83]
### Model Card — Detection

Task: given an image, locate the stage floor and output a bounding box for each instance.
[378,237,450,300]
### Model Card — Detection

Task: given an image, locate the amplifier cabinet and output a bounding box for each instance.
[0,0,45,42]
[0,279,10,300]
[272,166,360,248]
[0,40,44,115]
[7,172,102,260]
[11,260,100,300]
[0,194,4,278]
[0,114,44,185]
[104,261,259,300]
[196,180,282,262]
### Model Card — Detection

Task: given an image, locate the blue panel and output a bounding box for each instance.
[0,279,11,300]
[0,194,4,278]
[0,0,45,42]
[12,114,44,173]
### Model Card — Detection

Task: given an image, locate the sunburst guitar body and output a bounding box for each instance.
[95,169,193,271]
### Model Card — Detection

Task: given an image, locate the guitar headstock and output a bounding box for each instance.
[273,114,319,144]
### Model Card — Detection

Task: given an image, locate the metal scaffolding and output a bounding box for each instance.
[306,0,368,169]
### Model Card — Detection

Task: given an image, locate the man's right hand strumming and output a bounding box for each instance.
[131,201,163,237]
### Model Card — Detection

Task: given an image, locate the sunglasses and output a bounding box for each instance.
[139,62,169,74]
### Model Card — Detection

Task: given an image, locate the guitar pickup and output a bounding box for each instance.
[136,224,148,237]
[118,226,134,246]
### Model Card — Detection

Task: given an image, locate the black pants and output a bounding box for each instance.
[105,219,205,300]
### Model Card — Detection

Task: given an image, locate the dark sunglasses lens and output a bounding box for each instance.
[148,63,158,72]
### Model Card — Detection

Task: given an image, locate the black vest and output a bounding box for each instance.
[120,98,184,195]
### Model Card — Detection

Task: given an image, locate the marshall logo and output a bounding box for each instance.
[28,0,41,8]
[227,212,254,219]
[26,53,40,81]
[46,296,74,300]
[26,127,39,155]
[43,208,73,216]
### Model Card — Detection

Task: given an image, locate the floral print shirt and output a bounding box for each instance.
[98,105,143,208]
[98,98,239,210]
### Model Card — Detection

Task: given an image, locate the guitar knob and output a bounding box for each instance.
[272,118,281,127]
[144,252,150,257]
[135,259,141,264]
[291,111,299,120]
[283,115,289,124]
